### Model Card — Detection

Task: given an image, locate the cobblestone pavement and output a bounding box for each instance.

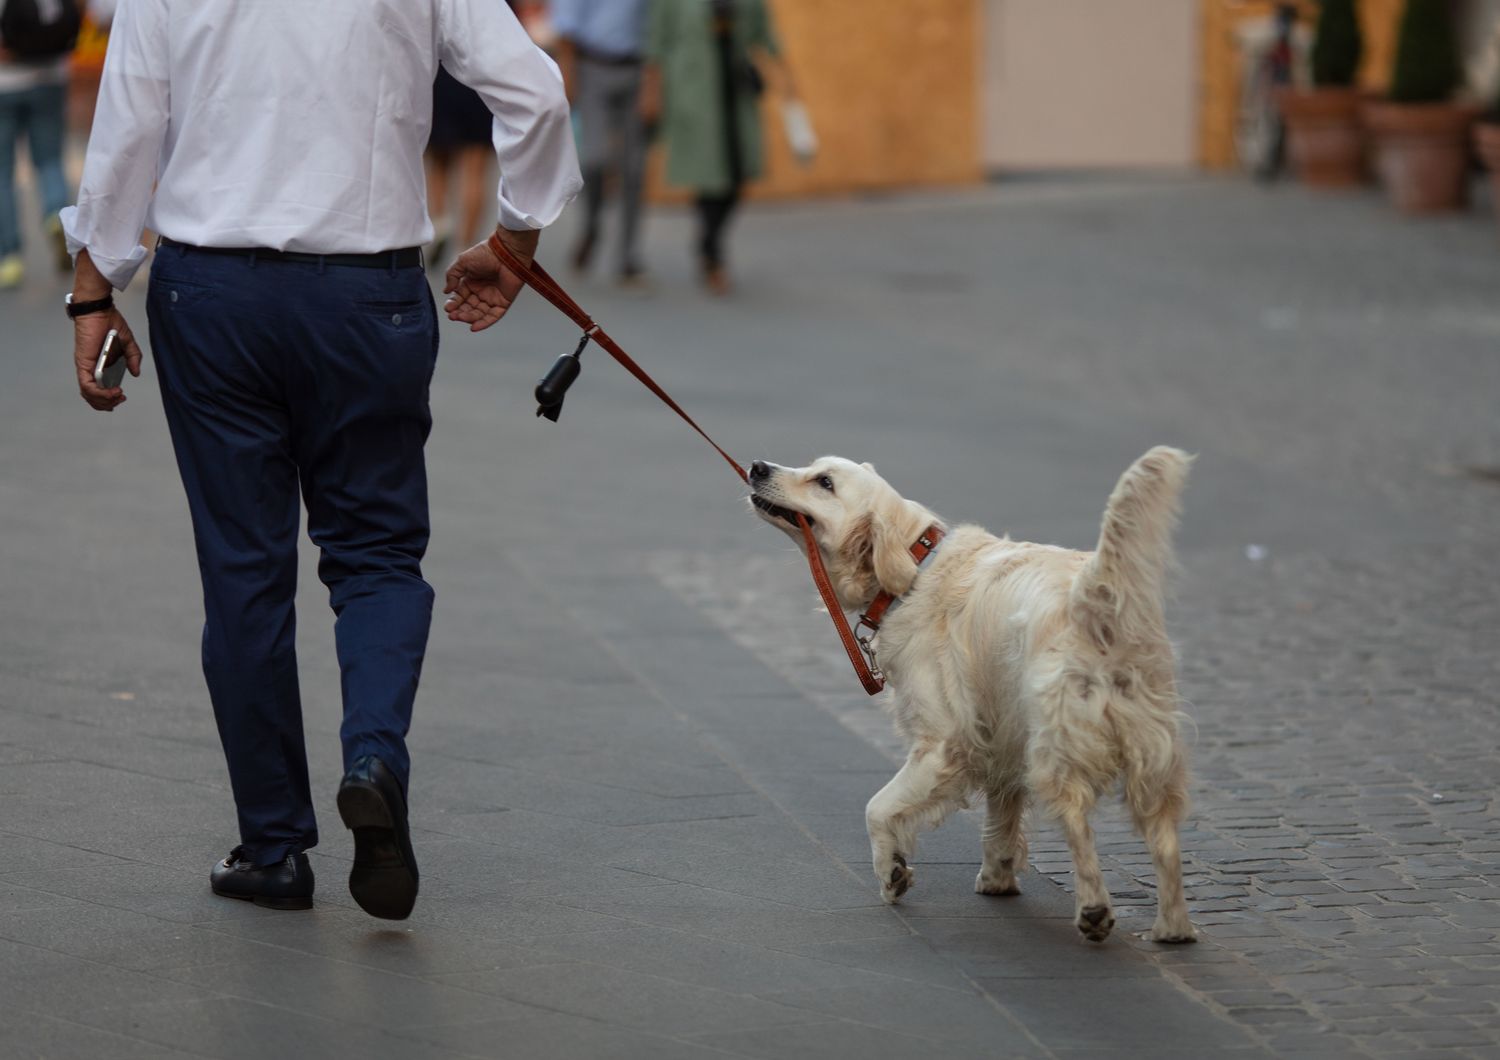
[656,536,1500,1058]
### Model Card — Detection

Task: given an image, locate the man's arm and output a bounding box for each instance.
[555,36,578,104]
[437,0,582,331]
[639,0,667,126]
[63,0,168,409]
[439,0,580,233]
[62,0,170,292]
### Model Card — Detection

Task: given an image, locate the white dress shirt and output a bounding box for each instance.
[62,0,583,290]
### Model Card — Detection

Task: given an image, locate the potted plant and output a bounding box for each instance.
[1364,0,1478,213]
[1277,0,1365,186]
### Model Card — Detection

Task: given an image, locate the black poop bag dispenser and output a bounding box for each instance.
[535,331,591,422]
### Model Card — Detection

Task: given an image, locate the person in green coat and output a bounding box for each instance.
[641,0,794,294]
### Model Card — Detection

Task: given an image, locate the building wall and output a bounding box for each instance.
[982,0,1201,170]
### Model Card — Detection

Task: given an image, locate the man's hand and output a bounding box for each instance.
[442,226,539,333]
[74,307,144,411]
[72,250,143,412]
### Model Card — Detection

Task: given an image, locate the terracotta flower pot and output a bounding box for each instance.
[1476,122,1500,234]
[1362,101,1478,214]
[1276,87,1366,187]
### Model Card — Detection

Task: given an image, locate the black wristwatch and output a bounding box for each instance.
[65,292,115,319]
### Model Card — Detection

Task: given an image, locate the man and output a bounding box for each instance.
[62,0,580,918]
[552,0,649,284]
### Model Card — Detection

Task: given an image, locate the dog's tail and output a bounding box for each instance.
[1070,447,1192,654]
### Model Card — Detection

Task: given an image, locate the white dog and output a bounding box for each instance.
[750,447,1196,943]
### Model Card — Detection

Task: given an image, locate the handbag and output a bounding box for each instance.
[780,98,818,166]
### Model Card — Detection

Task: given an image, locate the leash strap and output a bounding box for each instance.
[797,513,886,695]
[485,233,886,695]
[487,234,746,484]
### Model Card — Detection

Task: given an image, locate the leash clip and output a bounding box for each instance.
[854,616,883,682]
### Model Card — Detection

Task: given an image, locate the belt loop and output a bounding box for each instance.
[246,248,257,270]
[388,249,397,277]
[317,254,327,276]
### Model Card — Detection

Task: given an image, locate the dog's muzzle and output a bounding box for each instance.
[751,494,810,526]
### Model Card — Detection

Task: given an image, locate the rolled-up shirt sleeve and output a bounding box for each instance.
[59,0,170,290]
[439,0,583,231]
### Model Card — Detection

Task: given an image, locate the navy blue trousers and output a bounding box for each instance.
[147,245,438,867]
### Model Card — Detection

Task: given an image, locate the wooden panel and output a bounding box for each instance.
[650,0,983,200]
[1197,0,1403,169]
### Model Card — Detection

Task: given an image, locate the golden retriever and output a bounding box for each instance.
[749,447,1196,943]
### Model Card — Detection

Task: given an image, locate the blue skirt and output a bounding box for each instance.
[428,67,492,150]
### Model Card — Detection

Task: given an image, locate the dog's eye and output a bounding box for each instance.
[816,475,835,492]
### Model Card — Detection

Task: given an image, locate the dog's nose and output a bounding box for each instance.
[749,460,772,482]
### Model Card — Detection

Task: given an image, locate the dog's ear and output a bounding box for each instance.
[861,462,876,473]
[835,513,880,603]
[870,500,920,598]
[836,498,928,603]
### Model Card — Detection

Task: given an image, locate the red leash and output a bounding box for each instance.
[486,233,886,695]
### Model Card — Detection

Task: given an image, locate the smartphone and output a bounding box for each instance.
[94,329,125,389]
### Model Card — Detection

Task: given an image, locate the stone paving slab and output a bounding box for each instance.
[5,173,1499,1057]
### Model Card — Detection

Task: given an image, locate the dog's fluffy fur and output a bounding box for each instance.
[750,447,1196,943]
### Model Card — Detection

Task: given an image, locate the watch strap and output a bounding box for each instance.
[65,292,115,319]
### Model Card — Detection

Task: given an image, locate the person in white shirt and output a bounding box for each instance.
[61,0,581,919]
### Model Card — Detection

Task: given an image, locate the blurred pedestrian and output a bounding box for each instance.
[62,0,579,918]
[642,0,794,295]
[426,64,494,263]
[553,0,650,284]
[0,0,81,289]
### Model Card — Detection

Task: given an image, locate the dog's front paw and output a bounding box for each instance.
[1076,904,1115,943]
[880,853,914,904]
[1146,915,1197,944]
[975,868,1021,896]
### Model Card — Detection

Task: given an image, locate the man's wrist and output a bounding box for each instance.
[490,226,539,265]
[71,248,113,303]
[65,292,116,319]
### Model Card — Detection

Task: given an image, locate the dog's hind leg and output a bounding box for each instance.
[976,786,1027,896]
[1125,746,1197,943]
[1056,794,1114,942]
[1032,764,1114,941]
[866,744,968,904]
[1029,672,1117,941]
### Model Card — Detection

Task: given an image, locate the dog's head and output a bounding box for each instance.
[748,457,941,611]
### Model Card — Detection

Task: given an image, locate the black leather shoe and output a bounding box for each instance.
[337,756,419,920]
[210,847,314,910]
